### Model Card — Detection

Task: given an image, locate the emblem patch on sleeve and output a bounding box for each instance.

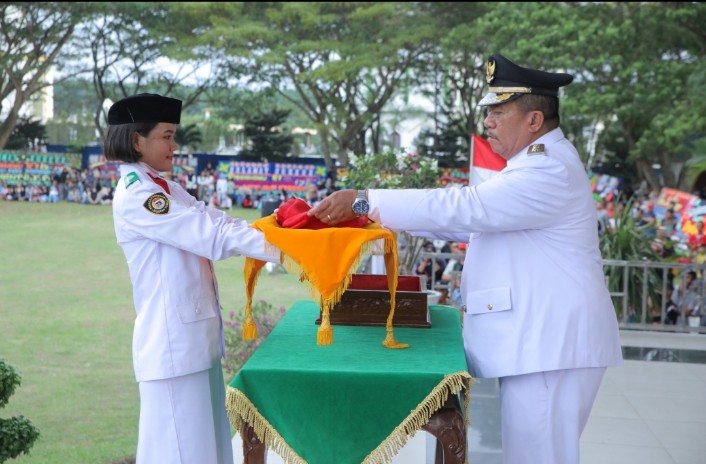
[143,193,170,215]
[124,172,141,189]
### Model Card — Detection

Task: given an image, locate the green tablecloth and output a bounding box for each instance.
[227,300,472,464]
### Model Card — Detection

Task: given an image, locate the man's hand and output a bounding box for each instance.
[307,189,358,225]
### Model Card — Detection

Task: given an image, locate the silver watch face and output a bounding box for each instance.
[352,198,369,216]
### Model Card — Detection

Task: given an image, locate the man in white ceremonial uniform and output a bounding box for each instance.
[104,94,281,464]
[309,54,623,464]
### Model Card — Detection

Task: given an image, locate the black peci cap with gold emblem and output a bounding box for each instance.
[478,54,574,107]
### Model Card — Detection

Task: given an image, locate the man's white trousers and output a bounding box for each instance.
[499,367,606,464]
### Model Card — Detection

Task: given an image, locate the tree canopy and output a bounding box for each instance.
[2,2,705,191]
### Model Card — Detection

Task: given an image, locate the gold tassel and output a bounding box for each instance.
[382,327,409,349]
[243,257,266,340]
[317,303,334,345]
[242,314,258,340]
[381,243,409,349]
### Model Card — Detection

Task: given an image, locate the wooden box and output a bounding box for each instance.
[315,274,431,328]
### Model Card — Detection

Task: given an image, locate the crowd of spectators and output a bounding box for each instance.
[3,160,705,327]
[592,187,706,328]
[1,160,341,212]
[1,165,115,205]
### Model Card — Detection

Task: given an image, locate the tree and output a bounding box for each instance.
[198,2,439,169]
[0,3,87,149]
[4,118,47,151]
[431,2,706,192]
[531,2,706,191]
[412,2,492,164]
[46,77,98,148]
[70,3,220,140]
[0,360,40,463]
[239,109,295,162]
[684,137,706,194]
[416,116,470,168]
[175,123,203,155]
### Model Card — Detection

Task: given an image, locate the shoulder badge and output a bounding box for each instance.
[143,192,170,215]
[527,144,546,155]
[124,172,141,189]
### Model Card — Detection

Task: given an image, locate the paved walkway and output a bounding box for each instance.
[233,330,706,464]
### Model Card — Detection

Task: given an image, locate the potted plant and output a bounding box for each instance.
[342,149,441,275]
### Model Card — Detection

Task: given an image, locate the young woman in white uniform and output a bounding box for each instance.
[104,94,281,464]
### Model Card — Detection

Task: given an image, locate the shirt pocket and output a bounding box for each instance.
[465,286,512,315]
[175,298,217,323]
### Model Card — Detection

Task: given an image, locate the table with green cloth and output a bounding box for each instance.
[226,300,473,464]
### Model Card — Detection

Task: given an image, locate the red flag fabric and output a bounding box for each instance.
[470,134,506,185]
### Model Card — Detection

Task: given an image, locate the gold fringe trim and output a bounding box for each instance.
[228,372,473,464]
[362,371,473,464]
[226,386,306,464]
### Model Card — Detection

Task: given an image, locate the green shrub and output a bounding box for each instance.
[0,360,40,463]
[599,199,662,321]
[222,300,287,380]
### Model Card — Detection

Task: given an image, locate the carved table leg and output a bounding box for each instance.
[421,394,467,464]
[241,422,267,464]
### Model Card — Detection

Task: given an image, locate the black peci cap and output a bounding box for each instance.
[478,54,574,107]
[107,93,182,125]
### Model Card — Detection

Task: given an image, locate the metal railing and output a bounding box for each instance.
[417,252,706,334]
[603,259,706,334]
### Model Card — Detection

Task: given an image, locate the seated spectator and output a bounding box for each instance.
[447,273,464,309]
[415,241,445,290]
[67,184,81,203]
[97,185,114,205]
[596,199,611,235]
[207,191,220,209]
[441,242,466,285]
[675,270,702,325]
[651,227,675,259]
[660,208,678,237]
[305,184,319,206]
[48,180,60,203]
[657,287,679,325]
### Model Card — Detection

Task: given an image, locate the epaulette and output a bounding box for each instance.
[527,144,545,155]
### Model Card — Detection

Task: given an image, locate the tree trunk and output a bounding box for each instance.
[0,93,27,149]
[398,233,425,277]
[636,159,661,192]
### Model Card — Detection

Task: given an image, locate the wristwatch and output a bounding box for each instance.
[351,189,370,217]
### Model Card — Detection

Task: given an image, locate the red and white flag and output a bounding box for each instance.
[470,134,506,185]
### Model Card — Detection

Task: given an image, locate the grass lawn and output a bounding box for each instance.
[0,201,310,463]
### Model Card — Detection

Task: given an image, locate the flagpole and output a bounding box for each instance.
[469,133,475,186]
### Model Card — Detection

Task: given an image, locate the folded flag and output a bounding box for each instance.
[243,198,408,348]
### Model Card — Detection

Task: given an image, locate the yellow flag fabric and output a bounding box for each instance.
[243,214,408,348]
